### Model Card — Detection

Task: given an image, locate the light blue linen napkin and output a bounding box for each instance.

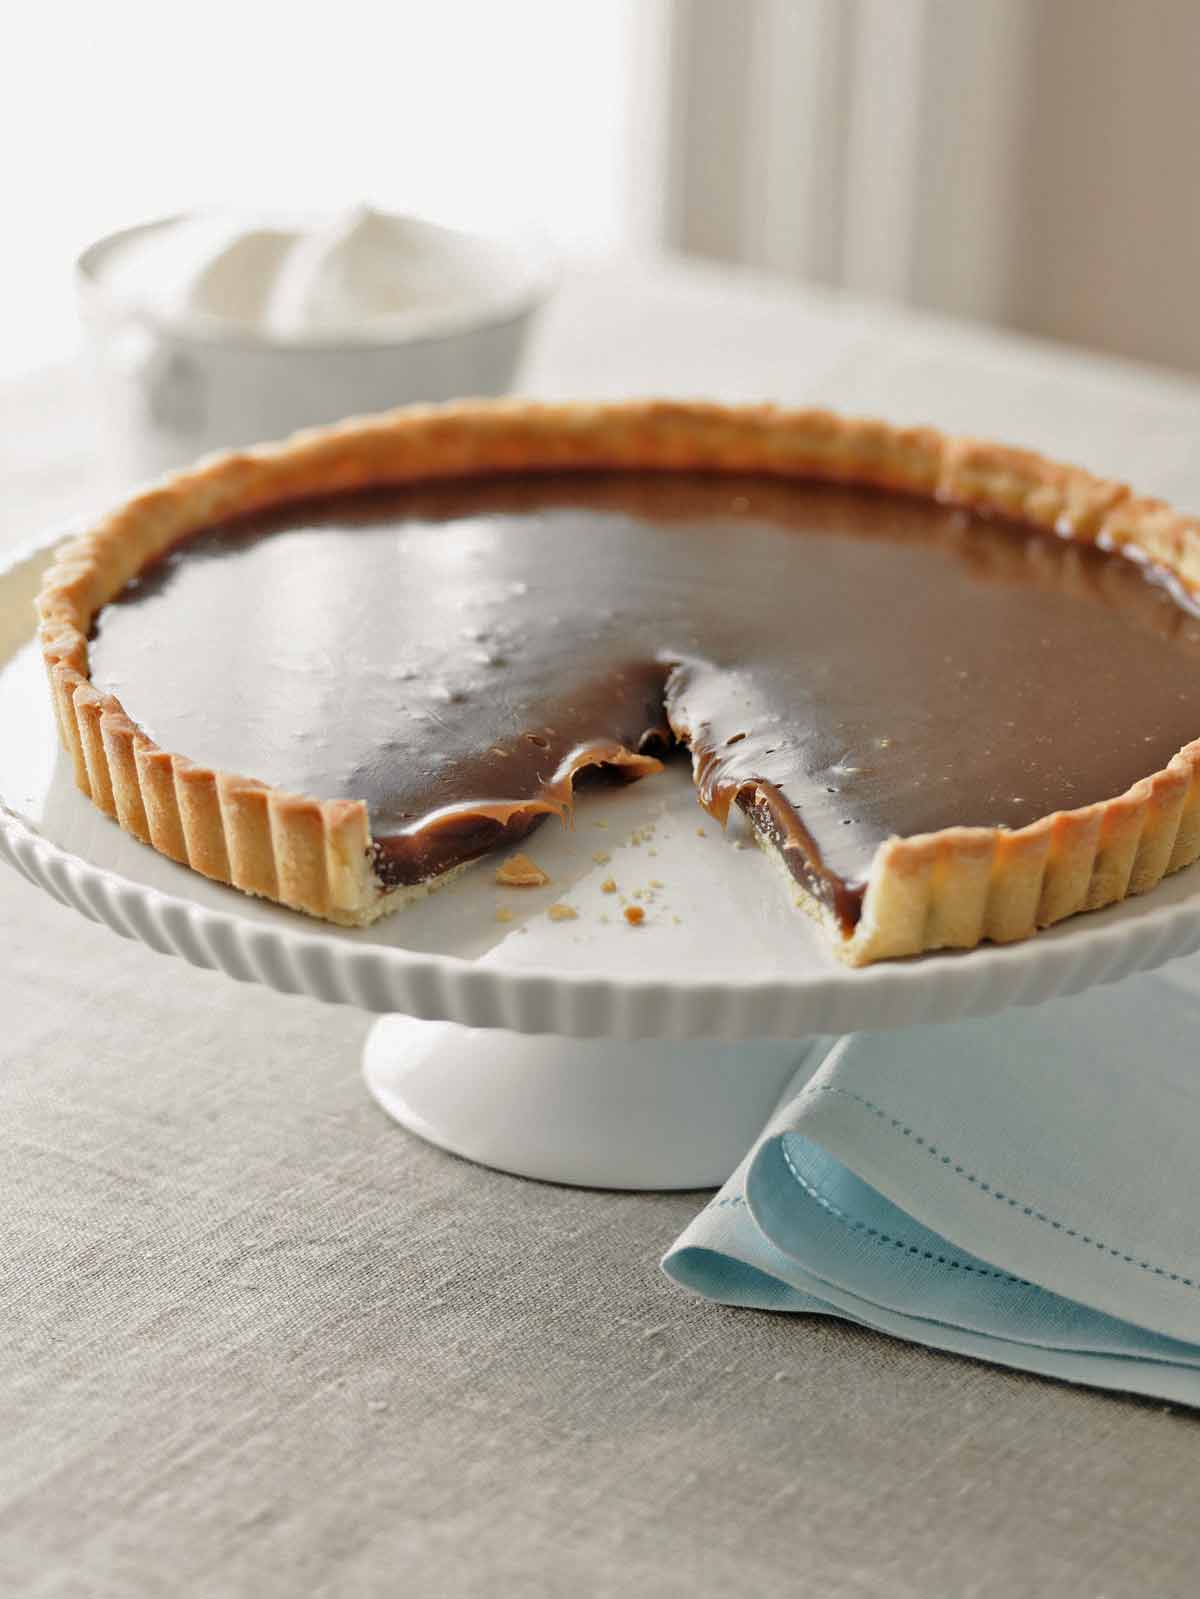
[663,963,1200,1403]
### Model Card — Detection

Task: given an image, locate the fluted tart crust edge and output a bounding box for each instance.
[35,398,1200,964]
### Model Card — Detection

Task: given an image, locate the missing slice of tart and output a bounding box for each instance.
[35,400,1200,965]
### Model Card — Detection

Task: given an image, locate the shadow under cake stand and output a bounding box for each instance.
[6,529,1200,1189]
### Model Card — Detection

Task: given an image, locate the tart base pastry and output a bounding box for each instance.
[35,400,1200,964]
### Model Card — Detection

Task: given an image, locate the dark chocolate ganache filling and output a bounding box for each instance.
[89,472,1200,932]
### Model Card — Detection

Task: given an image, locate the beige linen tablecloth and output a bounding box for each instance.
[5,262,1200,1599]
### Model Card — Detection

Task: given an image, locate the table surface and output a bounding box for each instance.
[5,258,1200,1599]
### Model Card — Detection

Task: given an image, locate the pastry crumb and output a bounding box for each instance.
[593,820,609,829]
[650,878,664,889]
[593,850,610,864]
[496,852,550,887]
[494,907,514,923]
[731,840,746,851]
[547,902,578,922]
[672,915,682,925]
[600,877,617,894]
[623,905,646,926]
[696,826,707,838]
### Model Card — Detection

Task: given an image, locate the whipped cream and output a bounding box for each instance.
[91,206,546,342]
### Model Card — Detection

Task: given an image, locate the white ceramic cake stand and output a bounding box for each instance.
[8,529,1200,1188]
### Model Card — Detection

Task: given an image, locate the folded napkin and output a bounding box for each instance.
[664,963,1200,1404]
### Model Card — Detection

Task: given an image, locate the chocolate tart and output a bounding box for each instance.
[35,400,1200,965]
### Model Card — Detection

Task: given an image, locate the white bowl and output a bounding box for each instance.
[76,212,554,484]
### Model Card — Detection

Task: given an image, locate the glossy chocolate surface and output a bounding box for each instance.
[90,473,1200,929]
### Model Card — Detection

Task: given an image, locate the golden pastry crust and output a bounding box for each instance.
[35,398,1200,961]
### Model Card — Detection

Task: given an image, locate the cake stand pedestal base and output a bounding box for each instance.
[362,1015,817,1189]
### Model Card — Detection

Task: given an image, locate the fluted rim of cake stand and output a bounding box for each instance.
[6,793,1200,1038]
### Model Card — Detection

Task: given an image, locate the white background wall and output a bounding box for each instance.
[1,0,656,377]
[6,0,1199,380]
[1006,0,1200,373]
[669,0,1200,375]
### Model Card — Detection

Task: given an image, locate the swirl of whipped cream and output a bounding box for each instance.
[93,206,547,342]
